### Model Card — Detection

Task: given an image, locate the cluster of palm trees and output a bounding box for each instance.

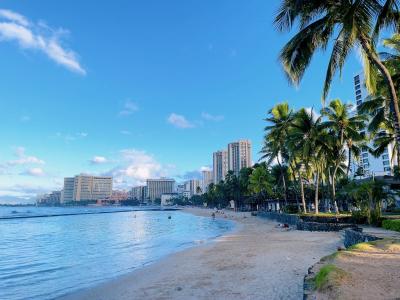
[262,100,366,214]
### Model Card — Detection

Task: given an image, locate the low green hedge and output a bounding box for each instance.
[382,219,400,232]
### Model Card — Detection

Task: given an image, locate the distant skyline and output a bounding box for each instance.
[0,1,367,203]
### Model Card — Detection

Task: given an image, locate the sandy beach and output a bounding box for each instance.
[60,208,342,300]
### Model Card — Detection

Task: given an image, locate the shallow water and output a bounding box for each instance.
[0,206,233,300]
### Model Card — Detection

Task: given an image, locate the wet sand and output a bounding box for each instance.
[60,207,342,300]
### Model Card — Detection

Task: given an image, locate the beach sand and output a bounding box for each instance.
[60,207,342,300]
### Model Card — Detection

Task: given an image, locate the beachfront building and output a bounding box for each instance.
[61,175,113,202]
[213,150,228,184]
[130,185,147,202]
[350,73,397,178]
[185,179,202,198]
[146,178,175,202]
[161,193,179,206]
[202,169,213,193]
[61,177,74,203]
[228,139,252,176]
[37,191,62,205]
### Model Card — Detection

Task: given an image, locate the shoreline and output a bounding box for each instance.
[60,207,342,300]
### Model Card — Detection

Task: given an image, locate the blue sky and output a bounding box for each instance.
[0,0,366,202]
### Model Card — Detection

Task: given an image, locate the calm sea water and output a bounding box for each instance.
[0,206,234,300]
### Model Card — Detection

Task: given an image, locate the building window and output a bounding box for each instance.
[357,100,362,106]
[355,84,360,90]
[362,153,369,158]
[363,158,369,163]
[384,167,391,172]
[383,160,390,166]
[382,154,389,160]
[356,90,361,95]
[356,95,362,100]
[364,163,369,168]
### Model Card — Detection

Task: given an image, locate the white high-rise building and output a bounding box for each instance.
[201,169,213,193]
[146,178,175,202]
[62,175,112,202]
[185,179,201,198]
[130,185,146,202]
[213,150,228,184]
[62,177,75,203]
[228,140,252,176]
[351,73,397,177]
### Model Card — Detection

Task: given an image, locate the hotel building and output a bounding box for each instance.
[213,150,228,184]
[146,178,175,202]
[201,169,213,193]
[351,73,397,177]
[130,185,147,202]
[228,140,252,176]
[61,175,113,202]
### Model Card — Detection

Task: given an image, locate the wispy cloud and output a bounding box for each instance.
[7,147,45,166]
[103,149,175,189]
[0,9,85,74]
[90,156,108,165]
[167,113,195,129]
[54,132,88,142]
[20,115,31,122]
[201,112,224,122]
[120,130,131,135]
[119,100,138,116]
[20,167,45,177]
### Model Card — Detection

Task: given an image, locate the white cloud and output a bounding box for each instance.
[0,9,29,26]
[104,149,174,189]
[120,130,131,135]
[54,132,88,142]
[7,147,45,166]
[20,115,31,122]
[119,100,138,116]
[167,113,195,129]
[90,156,108,164]
[20,167,45,177]
[200,166,212,172]
[201,112,224,122]
[0,9,85,74]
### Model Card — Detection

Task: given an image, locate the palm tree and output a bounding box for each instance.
[249,165,272,204]
[321,99,366,212]
[287,108,323,213]
[262,102,294,207]
[321,99,367,174]
[274,0,400,146]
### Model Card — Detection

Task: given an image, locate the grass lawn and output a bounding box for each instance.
[299,212,351,218]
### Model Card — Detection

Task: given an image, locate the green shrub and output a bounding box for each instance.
[282,204,299,214]
[351,210,367,224]
[382,219,400,232]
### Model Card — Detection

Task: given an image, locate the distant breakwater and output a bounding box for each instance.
[0,207,180,220]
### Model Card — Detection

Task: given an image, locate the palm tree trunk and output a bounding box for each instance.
[347,148,352,178]
[315,170,319,214]
[360,37,400,150]
[332,166,339,214]
[298,171,307,213]
[277,158,288,207]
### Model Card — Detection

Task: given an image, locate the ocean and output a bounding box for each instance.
[0,206,233,300]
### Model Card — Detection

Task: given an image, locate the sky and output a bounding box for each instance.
[0,0,367,203]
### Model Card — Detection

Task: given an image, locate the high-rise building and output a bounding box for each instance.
[227,140,252,176]
[201,169,213,193]
[351,73,397,177]
[185,179,201,197]
[146,178,175,202]
[37,191,62,205]
[213,150,228,184]
[62,175,113,202]
[130,185,147,202]
[62,177,74,203]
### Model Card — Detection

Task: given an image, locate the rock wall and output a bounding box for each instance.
[343,228,381,248]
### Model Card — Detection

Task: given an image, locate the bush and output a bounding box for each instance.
[282,204,299,214]
[382,219,400,232]
[351,210,368,224]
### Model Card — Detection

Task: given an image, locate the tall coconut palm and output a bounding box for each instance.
[262,102,294,207]
[321,99,367,176]
[274,0,400,147]
[249,165,272,201]
[321,99,366,212]
[287,108,323,213]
